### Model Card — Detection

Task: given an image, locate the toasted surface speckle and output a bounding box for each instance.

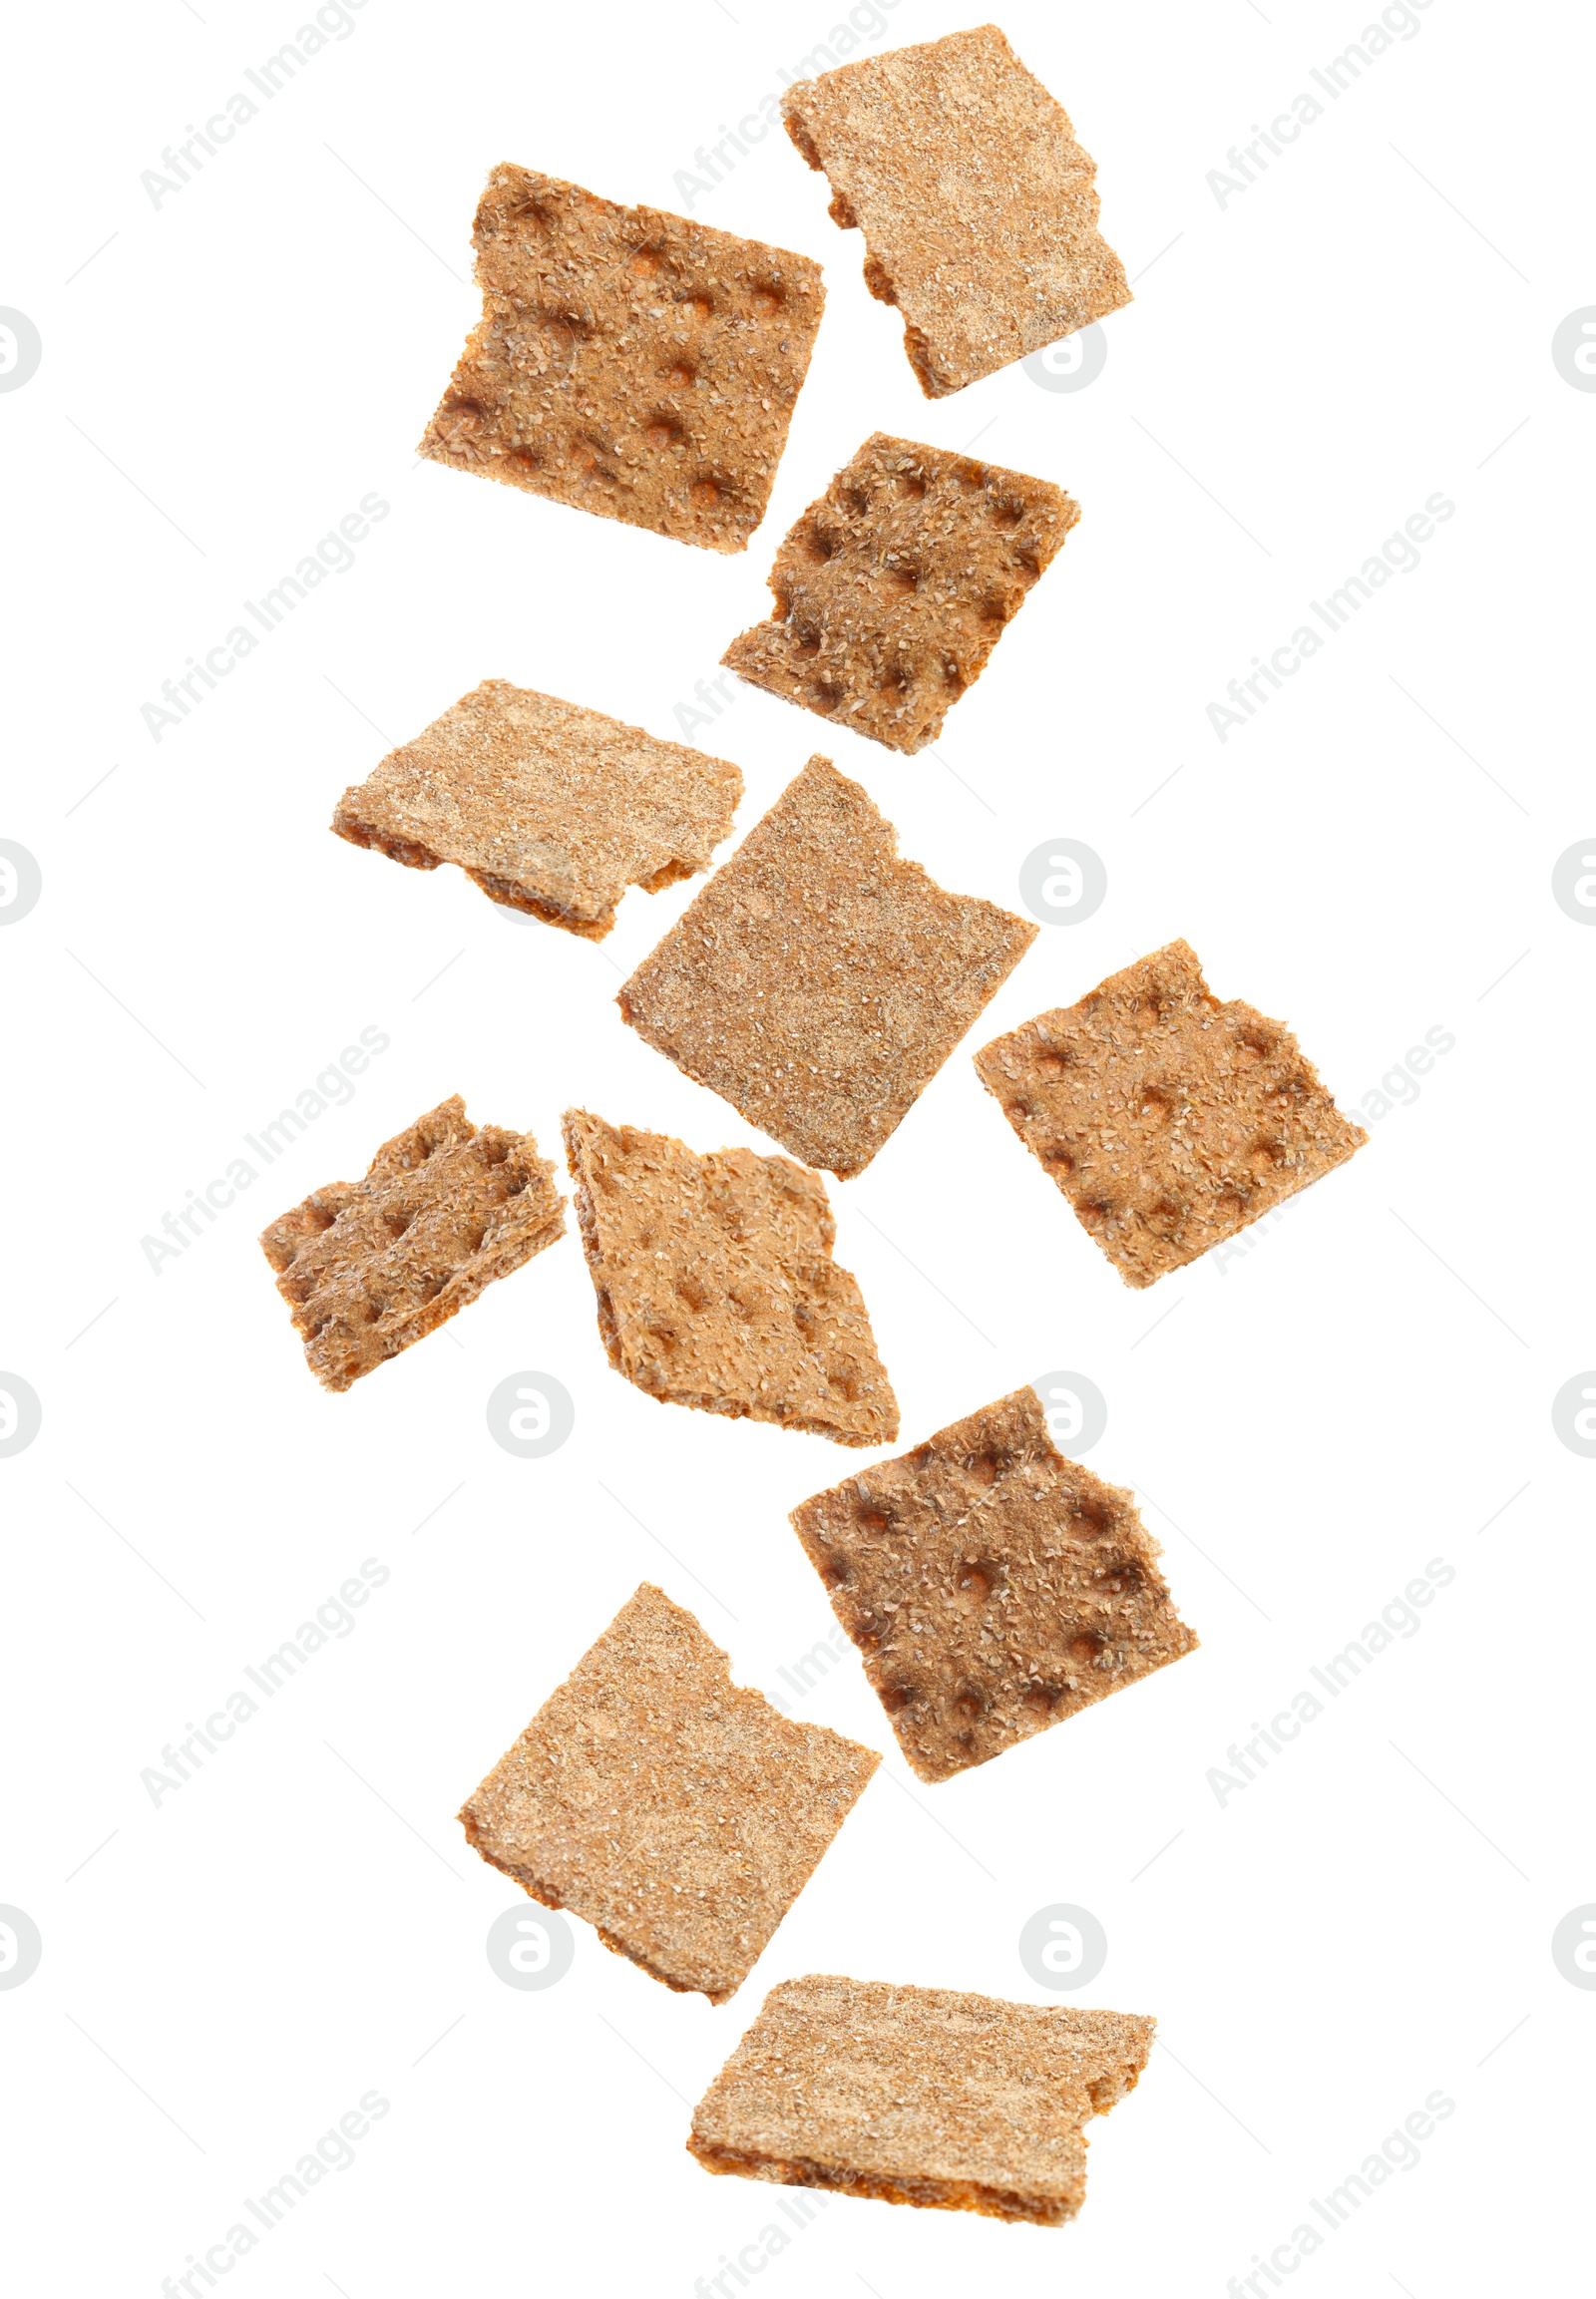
[722,434,1077,752]
[782,26,1130,398]
[975,941,1369,1289]
[563,1108,898,1446]
[331,679,742,940]
[460,1586,879,2002]
[689,1973,1155,2223]
[259,1096,565,1391]
[618,757,1035,1175]
[791,1388,1197,1782]
[418,166,824,552]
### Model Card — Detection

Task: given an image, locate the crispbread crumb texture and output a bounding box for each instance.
[618,756,1036,1175]
[331,680,742,940]
[782,26,1130,398]
[791,1388,1197,1781]
[688,1974,1155,2224]
[974,941,1369,1289]
[459,1586,879,2002]
[259,1095,565,1391]
[418,166,824,552]
[722,434,1077,752]
[563,1108,898,1446]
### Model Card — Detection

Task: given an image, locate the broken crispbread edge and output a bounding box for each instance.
[685,2138,1075,2225]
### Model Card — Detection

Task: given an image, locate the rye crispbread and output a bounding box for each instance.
[563,1108,898,1445]
[974,941,1369,1289]
[418,166,824,553]
[259,1096,564,1391]
[782,26,1131,398]
[790,1388,1197,1782]
[617,757,1035,1176]
[688,1973,1155,2223]
[721,434,1078,751]
[331,680,742,940]
[459,1585,879,2003]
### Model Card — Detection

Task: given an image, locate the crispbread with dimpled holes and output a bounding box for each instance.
[418,166,824,552]
[974,940,1369,1288]
[790,1387,1197,1782]
[459,1584,880,2003]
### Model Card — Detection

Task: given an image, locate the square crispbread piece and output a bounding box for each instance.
[790,1388,1196,1782]
[782,26,1131,399]
[688,1973,1155,2224]
[259,1096,565,1391]
[721,434,1078,752]
[974,940,1370,1290]
[563,1109,897,1446]
[459,1585,879,2003]
[618,757,1036,1176]
[418,166,824,553]
[331,680,742,941]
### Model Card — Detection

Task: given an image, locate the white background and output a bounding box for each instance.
[2,0,1591,2292]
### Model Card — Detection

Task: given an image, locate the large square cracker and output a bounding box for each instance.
[563,1109,897,1447]
[974,941,1369,1290]
[783,27,1131,398]
[459,1585,879,2003]
[259,1095,565,1391]
[418,166,824,553]
[688,1973,1155,2223]
[721,434,1078,752]
[331,680,742,941]
[618,757,1036,1175]
[790,1388,1197,1783]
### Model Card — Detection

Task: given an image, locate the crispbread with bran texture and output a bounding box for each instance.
[974,940,1369,1289]
[563,1108,898,1446]
[331,680,742,940]
[259,1096,564,1391]
[782,26,1131,398]
[418,166,824,553]
[791,1388,1197,1782]
[459,1585,879,2003]
[618,757,1035,1176]
[721,434,1077,752]
[688,1973,1155,2223]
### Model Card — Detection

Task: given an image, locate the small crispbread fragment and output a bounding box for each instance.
[563,1109,897,1446]
[791,1388,1197,1782]
[259,1096,565,1391]
[688,1973,1155,2224]
[721,434,1077,752]
[618,757,1035,1176]
[459,1585,879,2003]
[974,940,1369,1289]
[331,679,742,940]
[418,166,824,553]
[782,26,1131,398]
